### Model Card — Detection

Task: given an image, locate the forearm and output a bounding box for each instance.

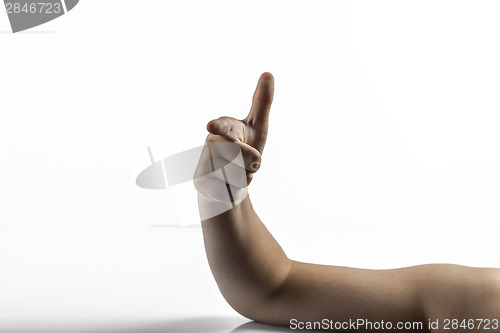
[200,193,291,320]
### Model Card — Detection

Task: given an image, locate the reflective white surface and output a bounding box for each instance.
[0,230,321,333]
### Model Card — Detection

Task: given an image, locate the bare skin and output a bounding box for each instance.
[195,73,500,332]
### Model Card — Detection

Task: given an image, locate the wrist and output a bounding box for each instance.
[197,187,249,221]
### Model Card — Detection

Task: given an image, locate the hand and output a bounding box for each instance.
[207,72,274,154]
[194,73,275,205]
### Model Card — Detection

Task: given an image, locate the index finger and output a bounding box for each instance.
[244,72,275,128]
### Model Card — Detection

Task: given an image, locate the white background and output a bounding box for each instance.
[1,1,499,332]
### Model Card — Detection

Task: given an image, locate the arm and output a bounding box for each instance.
[201,195,425,328]
[195,73,500,331]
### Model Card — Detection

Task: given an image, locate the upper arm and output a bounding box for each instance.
[252,261,427,329]
[416,264,500,320]
[252,263,500,330]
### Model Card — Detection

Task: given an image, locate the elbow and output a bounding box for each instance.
[223,292,281,325]
[220,260,293,325]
